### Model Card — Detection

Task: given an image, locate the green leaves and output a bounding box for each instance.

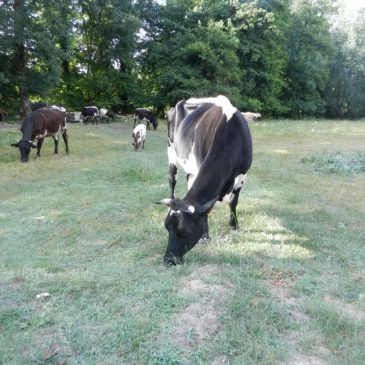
[1,0,364,118]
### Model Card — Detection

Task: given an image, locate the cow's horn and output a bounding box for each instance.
[155,198,173,206]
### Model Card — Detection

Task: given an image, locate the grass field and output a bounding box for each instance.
[0,117,364,365]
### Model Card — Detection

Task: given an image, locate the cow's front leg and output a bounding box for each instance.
[228,188,241,229]
[168,163,177,198]
[202,214,209,240]
[53,135,59,154]
[167,140,178,198]
[36,138,45,157]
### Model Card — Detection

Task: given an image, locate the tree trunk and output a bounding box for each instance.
[14,0,30,116]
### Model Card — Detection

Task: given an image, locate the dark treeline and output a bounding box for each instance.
[0,0,364,119]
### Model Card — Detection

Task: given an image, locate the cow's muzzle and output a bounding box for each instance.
[163,254,184,266]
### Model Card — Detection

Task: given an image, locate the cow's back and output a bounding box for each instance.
[169,101,216,164]
[168,97,252,200]
[22,108,65,138]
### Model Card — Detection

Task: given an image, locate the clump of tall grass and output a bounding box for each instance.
[302,151,365,175]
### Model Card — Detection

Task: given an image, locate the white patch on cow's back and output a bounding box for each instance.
[186,95,237,121]
[222,174,246,203]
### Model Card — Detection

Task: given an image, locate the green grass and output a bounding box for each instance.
[1,118,365,364]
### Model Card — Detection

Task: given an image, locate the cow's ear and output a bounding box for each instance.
[196,198,216,215]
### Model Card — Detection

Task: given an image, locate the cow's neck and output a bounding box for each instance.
[21,119,34,141]
[184,167,229,208]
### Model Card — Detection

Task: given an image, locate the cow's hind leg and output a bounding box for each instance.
[62,131,69,154]
[53,135,59,154]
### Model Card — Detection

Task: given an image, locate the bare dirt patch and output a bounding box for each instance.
[171,265,231,351]
[323,295,365,322]
[264,280,331,365]
[0,122,19,132]
[289,352,330,365]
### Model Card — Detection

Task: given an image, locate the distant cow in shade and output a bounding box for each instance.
[134,108,158,130]
[11,108,69,162]
[242,112,261,123]
[50,105,66,113]
[66,111,84,123]
[99,108,115,123]
[31,101,47,111]
[156,95,252,265]
[82,106,99,124]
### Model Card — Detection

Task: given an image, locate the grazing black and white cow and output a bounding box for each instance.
[242,112,261,123]
[99,108,115,123]
[134,108,158,130]
[156,95,252,265]
[132,124,146,151]
[50,105,66,113]
[11,108,69,162]
[31,101,47,111]
[82,106,99,124]
[66,111,84,123]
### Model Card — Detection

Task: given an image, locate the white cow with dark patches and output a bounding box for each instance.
[132,124,146,151]
[156,95,252,265]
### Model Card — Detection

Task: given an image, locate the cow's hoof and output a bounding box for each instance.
[229,222,238,230]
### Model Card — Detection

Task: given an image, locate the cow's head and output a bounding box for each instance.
[132,131,141,151]
[152,121,158,130]
[11,140,37,162]
[156,198,212,265]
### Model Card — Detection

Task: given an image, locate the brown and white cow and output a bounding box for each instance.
[11,108,69,162]
[156,95,252,265]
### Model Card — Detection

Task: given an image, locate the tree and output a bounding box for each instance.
[67,0,141,111]
[140,0,242,111]
[0,0,71,115]
[234,0,289,115]
[283,0,335,116]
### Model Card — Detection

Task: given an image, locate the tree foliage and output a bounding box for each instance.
[0,0,364,118]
